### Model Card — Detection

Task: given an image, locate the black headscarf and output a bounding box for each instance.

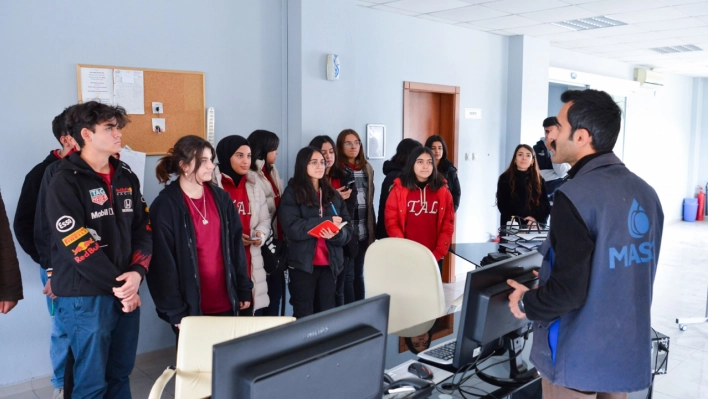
[216,135,250,185]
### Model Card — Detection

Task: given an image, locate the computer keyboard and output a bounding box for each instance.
[418,339,456,365]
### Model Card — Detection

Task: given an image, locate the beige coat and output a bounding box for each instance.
[253,159,284,238]
[214,167,271,312]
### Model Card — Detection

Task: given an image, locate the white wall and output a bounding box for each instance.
[0,0,285,386]
[549,48,698,221]
[353,7,509,242]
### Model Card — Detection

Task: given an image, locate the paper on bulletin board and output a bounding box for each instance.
[114,69,145,114]
[80,68,114,105]
[119,146,147,193]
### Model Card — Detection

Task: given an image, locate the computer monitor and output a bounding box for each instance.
[212,294,390,399]
[452,251,542,382]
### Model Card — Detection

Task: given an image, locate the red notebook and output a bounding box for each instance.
[307,220,348,238]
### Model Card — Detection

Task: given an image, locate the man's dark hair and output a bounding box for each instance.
[65,101,129,147]
[542,116,559,129]
[560,89,622,152]
[51,110,68,143]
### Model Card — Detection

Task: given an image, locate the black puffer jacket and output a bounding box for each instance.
[375,160,402,239]
[278,182,352,277]
[438,159,461,212]
[147,181,252,326]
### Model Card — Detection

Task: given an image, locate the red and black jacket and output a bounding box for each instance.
[45,152,151,297]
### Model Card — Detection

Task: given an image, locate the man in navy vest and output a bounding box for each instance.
[508,89,664,398]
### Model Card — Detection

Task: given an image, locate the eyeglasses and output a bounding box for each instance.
[344,141,361,148]
[308,160,326,166]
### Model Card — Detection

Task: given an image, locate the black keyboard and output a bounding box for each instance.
[424,340,456,361]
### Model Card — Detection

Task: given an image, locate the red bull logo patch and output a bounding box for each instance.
[90,188,108,206]
[74,240,99,263]
[72,238,95,255]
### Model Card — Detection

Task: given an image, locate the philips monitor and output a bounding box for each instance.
[212,294,390,399]
[452,250,541,384]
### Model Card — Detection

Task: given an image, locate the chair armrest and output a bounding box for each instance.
[148,366,176,399]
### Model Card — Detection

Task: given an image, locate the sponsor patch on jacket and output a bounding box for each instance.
[72,238,95,255]
[116,187,133,196]
[90,188,109,205]
[91,208,114,219]
[62,227,88,246]
[56,216,75,232]
[74,240,99,263]
[122,198,133,213]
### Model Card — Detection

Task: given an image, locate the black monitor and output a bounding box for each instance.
[452,251,542,384]
[212,294,390,399]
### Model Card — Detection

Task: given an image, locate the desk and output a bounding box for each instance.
[449,242,499,268]
[385,334,541,398]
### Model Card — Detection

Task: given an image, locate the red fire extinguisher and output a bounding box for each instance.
[698,186,705,221]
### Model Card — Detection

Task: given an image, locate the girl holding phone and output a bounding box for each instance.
[214,135,271,315]
[336,129,375,303]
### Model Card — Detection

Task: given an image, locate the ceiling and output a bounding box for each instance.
[356,0,708,77]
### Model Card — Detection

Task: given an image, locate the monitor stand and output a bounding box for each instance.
[475,331,539,387]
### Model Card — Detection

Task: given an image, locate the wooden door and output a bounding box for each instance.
[403,82,460,283]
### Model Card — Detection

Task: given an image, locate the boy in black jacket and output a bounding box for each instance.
[45,102,151,398]
[15,107,76,399]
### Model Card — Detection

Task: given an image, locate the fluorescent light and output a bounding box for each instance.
[552,16,627,31]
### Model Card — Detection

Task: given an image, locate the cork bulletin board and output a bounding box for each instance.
[76,64,205,155]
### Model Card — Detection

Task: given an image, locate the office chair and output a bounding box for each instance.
[364,238,450,337]
[148,316,295,399]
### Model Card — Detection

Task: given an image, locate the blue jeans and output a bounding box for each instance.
[56,295,140,399]
[41,268,70,390]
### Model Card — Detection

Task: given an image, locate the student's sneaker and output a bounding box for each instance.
[52,388,64,399]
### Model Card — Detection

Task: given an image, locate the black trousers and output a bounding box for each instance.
[289,267,336,318]
[261,270,285,316]
[344,239,368,303]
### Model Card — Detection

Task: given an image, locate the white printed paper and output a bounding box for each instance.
[114,69,145,114]
[80,68,114,105]
[119,146,147,193]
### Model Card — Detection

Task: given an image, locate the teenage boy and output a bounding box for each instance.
[14,109,76,264]
[16,108,76,399]
[45,101,151,398]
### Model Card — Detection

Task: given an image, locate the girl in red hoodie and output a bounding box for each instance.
[384,147,455,264]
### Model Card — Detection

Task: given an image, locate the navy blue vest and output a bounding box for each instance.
[530,153,664,392]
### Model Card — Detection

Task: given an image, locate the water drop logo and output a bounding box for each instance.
[628,199,650,239]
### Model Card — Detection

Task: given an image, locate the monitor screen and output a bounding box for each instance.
[452,251,542,369]
[212,294,390,399]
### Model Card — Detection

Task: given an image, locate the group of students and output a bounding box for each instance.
[3,99,468,398]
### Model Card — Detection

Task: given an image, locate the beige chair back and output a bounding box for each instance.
[364,238,445,336]
[175,316,295,399]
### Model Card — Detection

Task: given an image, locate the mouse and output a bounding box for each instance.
[408,362,434,380]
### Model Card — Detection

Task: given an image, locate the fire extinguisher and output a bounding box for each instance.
[697,186,705,221]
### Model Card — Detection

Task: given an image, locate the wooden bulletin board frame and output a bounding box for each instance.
[76,64,205,155]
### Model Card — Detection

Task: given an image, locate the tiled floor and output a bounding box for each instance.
[4,220,708,398]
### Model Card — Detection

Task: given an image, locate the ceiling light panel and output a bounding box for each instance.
[650,44,703,53]
[552,16,628,31]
